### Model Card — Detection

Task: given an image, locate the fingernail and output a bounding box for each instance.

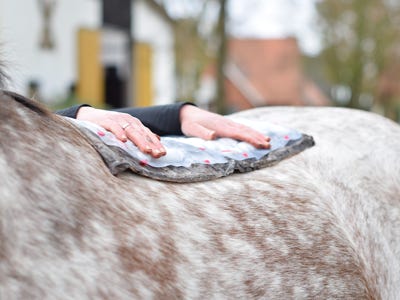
[258,142,270,149]
[152,150,161,158]
[155,149,165,155]
[209,131,217,140]
[155,148,167,156]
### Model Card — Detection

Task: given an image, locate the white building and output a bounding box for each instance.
[0,0,176,107]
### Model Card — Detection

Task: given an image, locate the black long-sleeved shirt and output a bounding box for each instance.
[56,102,193,136]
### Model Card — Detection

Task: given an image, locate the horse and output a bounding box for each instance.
[0,90,399,299]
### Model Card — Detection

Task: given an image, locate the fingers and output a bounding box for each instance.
[181,122,217,140]
[180,105,270,148]
[205,119,271,149]
[124,125,166,158]
[101,116,166,158]
[76,108,166,158]
[226,131,271,149]
[183,119,270,148]
[105,120,128,142]
[234,131,271,149]
[227,123,271,149]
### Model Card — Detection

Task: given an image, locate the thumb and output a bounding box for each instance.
[182,122,217,140]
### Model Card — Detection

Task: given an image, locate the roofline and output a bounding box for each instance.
[224,61,267,107]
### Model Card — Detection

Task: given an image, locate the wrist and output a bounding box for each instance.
[179,104,197,123]
[76,106,95,120]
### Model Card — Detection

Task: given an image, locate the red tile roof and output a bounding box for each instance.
[224,38,330,110]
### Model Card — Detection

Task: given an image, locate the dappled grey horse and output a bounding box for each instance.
[0,90,399,299]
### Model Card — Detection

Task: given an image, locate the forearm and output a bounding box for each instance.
[55,102,196,136]
[114,102,194,136]
[55,104,91,118]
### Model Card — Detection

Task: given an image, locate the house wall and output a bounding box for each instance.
[0,0,176,106]
[133,0,175,105]
[196,38,330,111]
[227,38,304,106]
[0,0,100,103]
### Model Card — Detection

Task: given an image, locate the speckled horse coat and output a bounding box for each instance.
[0,91,399,299]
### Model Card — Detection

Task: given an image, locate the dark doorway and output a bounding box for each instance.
[104,65,125,108]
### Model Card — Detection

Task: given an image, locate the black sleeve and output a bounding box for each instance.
[55,102,196,136]
[114,102,195,136]
[55,104,91,118]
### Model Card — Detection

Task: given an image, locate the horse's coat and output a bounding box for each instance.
[0,91,399,299]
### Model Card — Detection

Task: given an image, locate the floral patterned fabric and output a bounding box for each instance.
[68,118,315,182]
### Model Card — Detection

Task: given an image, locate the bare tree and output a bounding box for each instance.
[215,0,228,114]
[316,0,400,117]
[153,0,229,113]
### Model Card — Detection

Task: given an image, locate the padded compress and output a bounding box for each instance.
[69,118,315,183]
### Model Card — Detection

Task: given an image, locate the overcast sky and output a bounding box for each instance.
[228,0,322,55]
[164,0,322,56]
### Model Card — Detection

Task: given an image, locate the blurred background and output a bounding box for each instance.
[0,0,399,122]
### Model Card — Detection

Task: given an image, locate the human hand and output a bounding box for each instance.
[180,105,270,148]
[76,107,166,158]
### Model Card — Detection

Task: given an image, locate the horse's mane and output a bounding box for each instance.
[0,55,50,116]
[1,90,51,116]
[0,59,8,88]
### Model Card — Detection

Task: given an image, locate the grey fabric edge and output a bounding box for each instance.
[78,126,315,183]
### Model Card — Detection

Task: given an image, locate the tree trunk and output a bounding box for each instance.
[215,0,228,114]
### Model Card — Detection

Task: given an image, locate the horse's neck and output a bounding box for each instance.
[0,92,112,200]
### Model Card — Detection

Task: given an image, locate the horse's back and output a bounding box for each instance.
[0,93,399,299]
